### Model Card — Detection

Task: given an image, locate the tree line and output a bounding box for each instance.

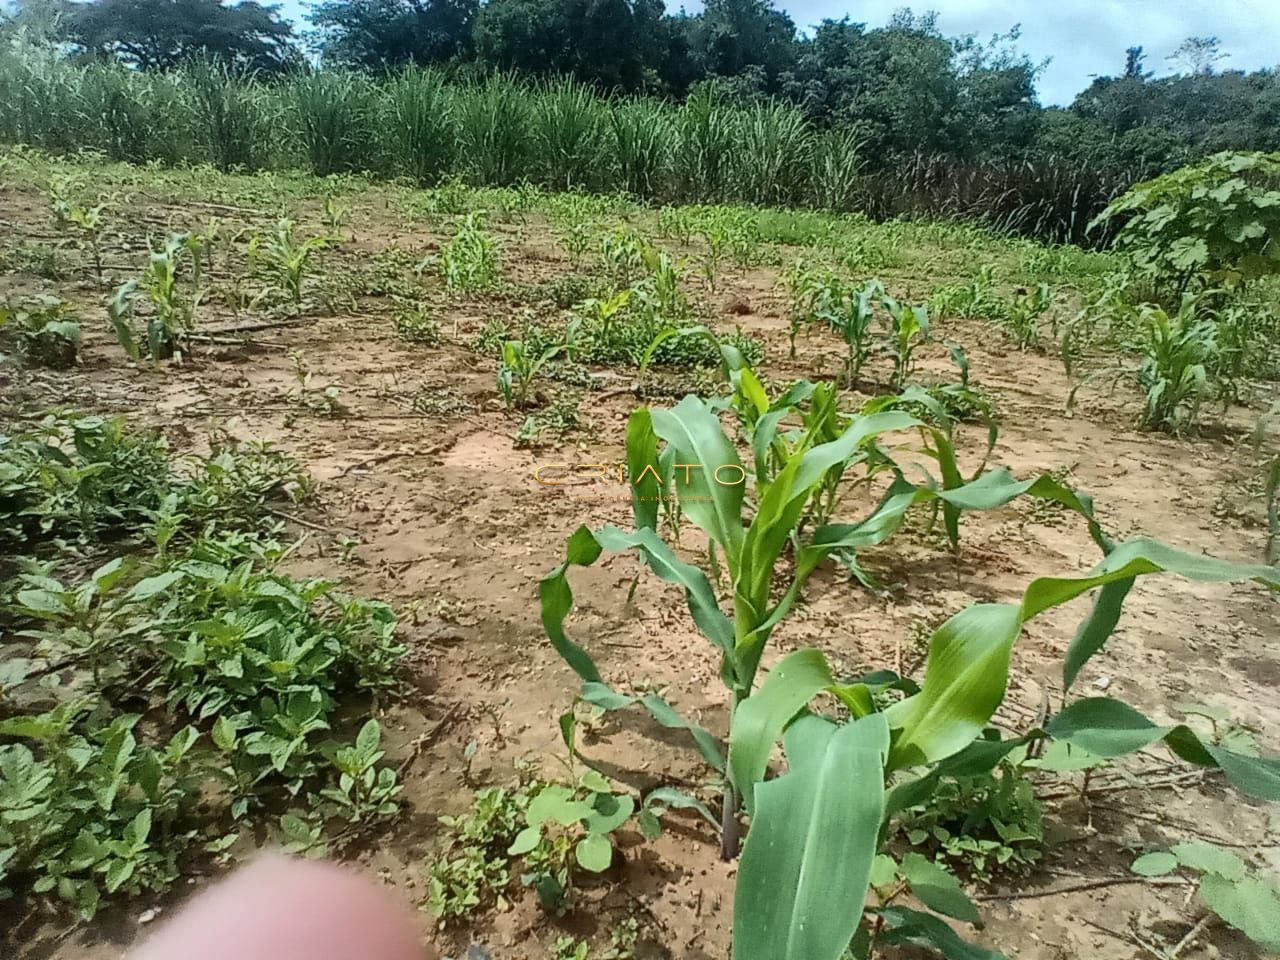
[3,0,1279,178]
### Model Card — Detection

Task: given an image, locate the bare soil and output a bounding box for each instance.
[2,168,1278,960]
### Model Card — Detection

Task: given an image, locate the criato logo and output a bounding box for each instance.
[532,462,747,486]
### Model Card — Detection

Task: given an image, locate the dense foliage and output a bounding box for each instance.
[1,1,1278,243]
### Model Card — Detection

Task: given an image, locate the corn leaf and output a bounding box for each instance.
[884,604,1023,770]
[728,649,836,812]
[733,713,888,960]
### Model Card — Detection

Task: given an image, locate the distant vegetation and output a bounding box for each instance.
[2,0,1279,244]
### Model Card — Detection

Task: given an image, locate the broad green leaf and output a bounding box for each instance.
[575,832,613,872]
[585,793,634,834]
[1205,745,1280,799]
[15,589,69,619]
[1046,698,1280,800]
[507,825,541,856]
[641,786,718,828]
[626,408,660,530]
[884,604,1022,770]
[734,713,888,960]
[869,854,898,889]
[650,395,745,570]
[1023,536,1280,624]
[876,906,1007,960]
[127,570,184,601]
[729,649,836,812]
[355,719,381,753]
[527,786,593,827]
[1062,578,1133,690]
[1131,851,1178,877]
[1198,874,1280,951]
[900,852,981,924]
[1171,841,1245,881]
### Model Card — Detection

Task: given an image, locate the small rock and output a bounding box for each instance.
[139,907,161,925]
[1093,675,1111,690]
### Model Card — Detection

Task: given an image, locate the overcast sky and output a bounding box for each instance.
[283,0,1280,107]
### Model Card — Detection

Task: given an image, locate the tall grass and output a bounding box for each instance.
[671,85,738,203]
[381,66,454,184]
[291,71,375,176]
[454,75,532,186]
[533,79,606,191]
[609,99,669,200]
[0,50,1152,243]
[737,102,813,207]
[187,58,269,172]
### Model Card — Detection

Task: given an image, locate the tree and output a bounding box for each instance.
[688,0,797,88]
[60,0,297,70]
[1168,35,1225,75]
[1123,45,1150,80]
[309,0,476,68]
[472,0,670,91]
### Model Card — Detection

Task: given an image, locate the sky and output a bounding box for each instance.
[278,0,1280,107]
[769,0,1280,105]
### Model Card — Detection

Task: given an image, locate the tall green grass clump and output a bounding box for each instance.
[454,74,533,187]
[381,66,455,185]
[289,70,375,176]
[187,58,270,172]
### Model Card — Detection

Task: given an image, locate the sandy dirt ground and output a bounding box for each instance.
[2,169,1278,960]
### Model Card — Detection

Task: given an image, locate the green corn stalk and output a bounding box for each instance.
[250,219,328,306]
[498,339,564,410]
[1135,295,1216,434]
[540,355,1112,861]
[883,294,930,391]
[729,541,1280,960]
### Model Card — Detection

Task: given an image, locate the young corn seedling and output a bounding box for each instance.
[1135,295,1217,434]
[540,354,1112,861]
[778,259,816,359]
[812,276,882,389]
[322,195,347,242]
[1003,282,1053,350]
[47,177,110,283]
[437,211,501,294]
[579,288,632,342]
[883,293,931,391]
[250,219,329,307]
[108,234,200,361]
[498,339,565,410]
[599,229,645,288]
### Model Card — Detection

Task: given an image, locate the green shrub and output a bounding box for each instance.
[1092,151,1280,293]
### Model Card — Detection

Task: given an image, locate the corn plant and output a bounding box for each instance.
[929,264,1003,320]
[778,259,816,358]
[1134,298,1219,433]
[108,234,199,361]
[728,539,1280,960]
[578,289,632,341]
[540,360,1113,861]
[811,276,881,389]
[699,221,728,291]
[47,176,109,282]
[996,282,1051,349]
[249,219,328,307]
[636,245,687,323]
[599,229,646,288]
[497,339,565,410]
[438,212,501,293]
[882,294,931,391]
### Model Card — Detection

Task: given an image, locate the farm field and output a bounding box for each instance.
[2,149,1280,960]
